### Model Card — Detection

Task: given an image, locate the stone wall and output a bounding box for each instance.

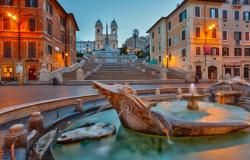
[0,95,103,125]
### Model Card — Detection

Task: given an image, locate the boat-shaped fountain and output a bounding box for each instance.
[92,81,250,137]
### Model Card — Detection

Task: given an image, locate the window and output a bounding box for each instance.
[195,27,200,37]
[225,67,232,76]
[61,31,65,43]
[174,36,179,45]
[182,29,186,40]
[232,0,240,5]
[47,21,53,36]
[182,49,186,57]
[245,48,250,56]
[168,38,172,46]
[222,47,229,56]
[196,47,201,55]
[28,42,36,58]
[3,18,10,30]
[47,2,53,15]
[212,29,217,38]
[222,10,228,20]
[3,41,11,58]
[159,56,161,63]
[195,7,200,17]
[210,8,218,18]
[235,48,242,56]
[158,27,161,34]
[222,31,228,40]
[29,18,35,32]
[246,32,250,41]
[0,0,13,5]
[243,12,250,21]
[235,11,240,20]
[158,42,161,50]
[152,32,154,39]
[243,0,249,5]
[211,47,219,56]
[234,68,240,77]
[60,16,66,27]
[2,65,13,78]
[25,0,38,7]
[47,45,53,55]
[152,45,154,52]
[62,52,65,59]
[168,21,171,30]
[179,10,187,22]
[234,32,242,44]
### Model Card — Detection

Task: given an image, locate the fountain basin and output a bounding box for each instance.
[216,91,242,104]
[51,109,250,160]
[181,93,208,110]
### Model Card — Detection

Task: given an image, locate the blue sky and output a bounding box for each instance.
[59,0,183,47]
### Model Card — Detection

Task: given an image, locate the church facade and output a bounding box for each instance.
[95,19,118,50]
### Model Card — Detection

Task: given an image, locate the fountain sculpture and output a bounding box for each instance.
[92,81,250,137]
[180,83,208,110]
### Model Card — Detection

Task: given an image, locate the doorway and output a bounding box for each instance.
[196,65,202,79]
[28,67,37,81]
[208,66,217,80]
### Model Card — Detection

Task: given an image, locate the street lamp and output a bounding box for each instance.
[163,54,169,69]
[65,53,69,67]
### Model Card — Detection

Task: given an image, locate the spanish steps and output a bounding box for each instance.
[62,60,185,81]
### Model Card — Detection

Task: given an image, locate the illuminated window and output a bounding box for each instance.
[3,65,13,77]
[195,27,200,38]
[212,29,217,38]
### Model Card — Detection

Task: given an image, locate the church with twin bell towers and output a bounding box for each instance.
[95,19,118,51]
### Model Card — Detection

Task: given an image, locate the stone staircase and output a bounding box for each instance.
[86,63,160,80]
[62,60,185,81]
[62,61,99,81]
[166,68,186,79]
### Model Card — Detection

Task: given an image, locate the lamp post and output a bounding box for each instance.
[7,0,23,84]
[203,23,216,79]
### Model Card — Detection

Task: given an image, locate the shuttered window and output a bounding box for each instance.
[28,42,36,58]
[3,41,11,58]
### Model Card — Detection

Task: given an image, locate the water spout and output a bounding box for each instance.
[189,83,197,95]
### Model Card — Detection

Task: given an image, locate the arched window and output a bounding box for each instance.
[97,29,100,34]
[113,44,115,49]
[97,44,100,49]
[112,29,116,34]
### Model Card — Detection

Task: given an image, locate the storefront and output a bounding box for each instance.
[1,64,14,81]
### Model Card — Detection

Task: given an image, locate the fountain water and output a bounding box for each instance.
[189,83,197,95]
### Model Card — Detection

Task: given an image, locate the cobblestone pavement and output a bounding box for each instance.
[0,83,213,108]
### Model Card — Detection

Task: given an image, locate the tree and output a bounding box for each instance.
[120,45,128,55]
[132,29,139,53]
